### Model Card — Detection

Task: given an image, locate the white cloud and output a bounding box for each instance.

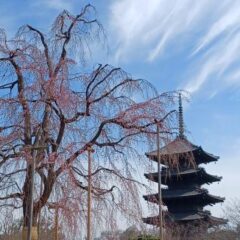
[148,27,172,61]
[109,0,212,62]
[184,31,240,93]
[109,0,240,95]
[192,1,240,55]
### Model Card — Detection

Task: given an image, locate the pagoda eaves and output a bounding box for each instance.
[143,189,225,206]
[143,211,227,226]
[145,138,219,165]
[145,167,222,185]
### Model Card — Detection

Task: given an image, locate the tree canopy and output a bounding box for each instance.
[0,4,176,238]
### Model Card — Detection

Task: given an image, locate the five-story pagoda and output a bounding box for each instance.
[143,94,227,228]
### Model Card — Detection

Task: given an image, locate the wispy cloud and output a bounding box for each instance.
[109,0,212,62]
[192,1,240,55]
[185,31,240,93]
[184,1,240,94]
[109,0,240,95]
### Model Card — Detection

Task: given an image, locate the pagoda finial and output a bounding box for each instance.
[178,93,185,139]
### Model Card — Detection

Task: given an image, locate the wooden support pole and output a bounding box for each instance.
[37,177,43,239]
[87,146,94,240]
[157,123,164,240]
[27,149,37,240]
[54,207,59,240]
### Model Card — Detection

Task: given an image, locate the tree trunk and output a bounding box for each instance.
[22,192,39,240]
[22,169,55,240]
[22,226,38,240]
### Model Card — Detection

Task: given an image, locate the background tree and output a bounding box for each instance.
[164,199,240,240]
[0,4,176,239]
[0,211,65,240]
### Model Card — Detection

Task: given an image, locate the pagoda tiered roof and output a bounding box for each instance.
[143,211,227,226]
[146,137,219,165]
[143,187,224,206]
[145,167,222,185]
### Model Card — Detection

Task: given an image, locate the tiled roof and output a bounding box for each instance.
[143,211,227,226]
[143,188,224,203]
[146,137,219,165]
[145,167,222,184]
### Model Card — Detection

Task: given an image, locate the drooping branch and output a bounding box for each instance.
[72,166,147,188]
[26,25,53,77]
[10,58,31,145]
[0,192,23,201]
[53,4,99,78]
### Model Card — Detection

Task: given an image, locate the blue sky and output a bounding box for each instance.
[1,0,240,218]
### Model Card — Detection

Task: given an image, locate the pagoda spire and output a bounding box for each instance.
[178,93,185,139]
